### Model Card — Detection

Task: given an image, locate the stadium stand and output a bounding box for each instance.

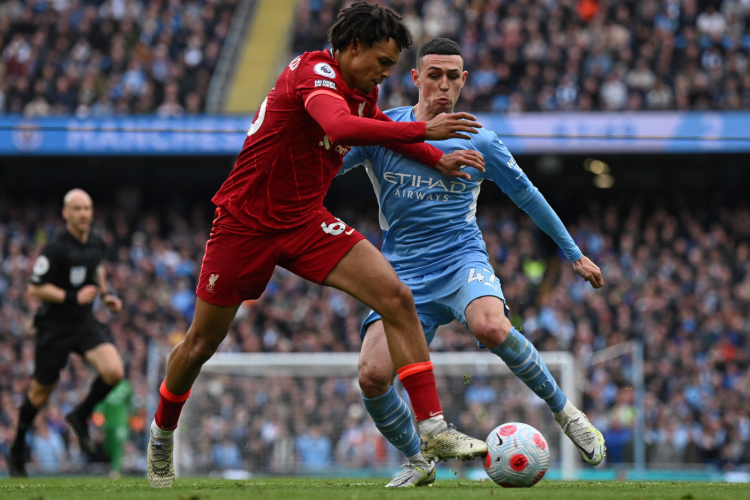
[1,191,749,473]
[0,0,240,116]
[292,0,750,112]
[224,0,299,112]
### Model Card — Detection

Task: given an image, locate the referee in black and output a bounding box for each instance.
[9,189,124,477]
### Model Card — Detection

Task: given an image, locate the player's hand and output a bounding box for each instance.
[76,285,99,305]
[425,112,482,141]
[573,255,604,289]
[434,150,485,180]
[103,294,123,313]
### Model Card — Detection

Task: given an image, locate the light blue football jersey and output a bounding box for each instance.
[340,106,538,279]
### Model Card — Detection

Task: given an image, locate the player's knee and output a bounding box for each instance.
[378,281,415,318]
[28,393,49,407]
[472,315,512,350]
[358,364,393,399]
[101,365,124,386]
[185,335,219,367]
[28,384,53,407]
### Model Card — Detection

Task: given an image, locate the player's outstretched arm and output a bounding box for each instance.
[478,133,600,286]
[306,93,481,147]
[573,255,604,288]
[510,186,605,288]
[508,187,583,263]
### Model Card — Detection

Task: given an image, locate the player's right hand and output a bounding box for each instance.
[425,112,482,141]
[573,255,604,288]
[435,150,485,180]
[77,285,99,305]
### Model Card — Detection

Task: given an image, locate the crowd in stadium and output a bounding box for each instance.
[0,189,748,473]
[2,0,748,115]
[0,0,238,116]
[295,0,750,112]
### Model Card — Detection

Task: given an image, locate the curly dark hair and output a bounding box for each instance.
[328,2,413,53]
[417,37,463,68]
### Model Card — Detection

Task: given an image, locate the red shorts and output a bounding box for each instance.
[196,207,367,306]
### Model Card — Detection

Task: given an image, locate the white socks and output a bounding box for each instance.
[418,415,446,437]
[407,452,430,465]
[151,420,175,441]
[553,400,578,425]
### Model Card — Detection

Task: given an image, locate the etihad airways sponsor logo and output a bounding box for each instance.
[394,188,449,201]
[383,172,467,193]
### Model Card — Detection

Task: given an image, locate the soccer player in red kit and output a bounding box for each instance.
[147,3,488,487]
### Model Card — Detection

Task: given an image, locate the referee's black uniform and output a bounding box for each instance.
[29,229,113,383]
[9,227,121,477]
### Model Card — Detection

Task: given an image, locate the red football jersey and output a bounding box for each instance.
[212,50,380,230]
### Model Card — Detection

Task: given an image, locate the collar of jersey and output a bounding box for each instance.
[63,229,87,246]
[326,48,369,97]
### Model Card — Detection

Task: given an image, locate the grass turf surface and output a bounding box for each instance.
[1,478,750,500]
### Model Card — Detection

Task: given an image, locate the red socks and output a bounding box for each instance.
[397,361,442,421]
[155,365,439,429]
[154,380,191,431]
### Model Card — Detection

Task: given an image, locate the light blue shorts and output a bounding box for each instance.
[361,255,507,345]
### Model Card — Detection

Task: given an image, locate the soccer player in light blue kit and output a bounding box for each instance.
[339,38,606,487]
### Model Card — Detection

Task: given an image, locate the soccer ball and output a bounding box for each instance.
[483,422,549,488]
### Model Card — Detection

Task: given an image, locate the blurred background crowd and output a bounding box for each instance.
[2,0,749,116]
[0,0,238,116]
[295,0,750,112]
[0,184,748,473]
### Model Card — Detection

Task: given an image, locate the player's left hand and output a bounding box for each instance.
[103,294,123,313]
[435,150,485,180]
[573,255,604,288]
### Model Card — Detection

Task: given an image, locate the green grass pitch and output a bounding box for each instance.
[1,478,750,500]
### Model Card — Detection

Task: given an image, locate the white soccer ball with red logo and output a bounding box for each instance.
[483,422,549,488]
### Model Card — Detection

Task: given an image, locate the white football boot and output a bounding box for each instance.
[147,422,175,488]
[554,401,606,466]
[386,458,436,487]
[420,422,488,462]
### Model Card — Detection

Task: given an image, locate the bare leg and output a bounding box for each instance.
[147,298,242,487]
[84,343,125,386]
[63,343,125,456]
[324,240,429,370]
[464,296,511,350]
[27,379,55,407]
[164,298,240,395]
[358,320,396,399]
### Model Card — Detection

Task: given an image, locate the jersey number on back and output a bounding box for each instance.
[247,56,302,136]
[247,97,268,136]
